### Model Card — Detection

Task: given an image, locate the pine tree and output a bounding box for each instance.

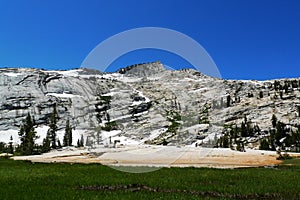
[96,129,101,145]
[274,80,280,91]
[232,125,238,142]
[48,105,58,149]
[259,91,263,98]
[63,118,73,146]
[226,95,231,107]
[0,142,5,153]
[296,126,300,152]
[67,121,72,146]
[63,132,68,147]
[259,139,270,150]
[271,114,277,128]
[221,134,229,148]
[244,115,247,123]
[106,112,110,123]
[275,121,285,146]
[23,113,35,155]
[57,139,62,148]
[18,113,38,155]
[9,135,13,154]
[18,126,25,152]
[284,82,289,93]
[236,140,241,151]
[241,122,247,137]
[42,131,51,153]
[80,135,84,147]
[279,91,283,99]
[77,135,84,147]
[269,129,276,150]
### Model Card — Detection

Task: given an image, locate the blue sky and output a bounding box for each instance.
[0,0,300,80]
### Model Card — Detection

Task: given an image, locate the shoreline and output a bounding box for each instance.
[11,145,289,169]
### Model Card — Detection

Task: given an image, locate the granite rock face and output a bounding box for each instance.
[0,62,300,147]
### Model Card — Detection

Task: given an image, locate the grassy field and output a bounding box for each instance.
[0,157,300,200]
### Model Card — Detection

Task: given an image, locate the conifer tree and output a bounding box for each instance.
[80,134,84,147]
[63,118,73,146]
[259,139,270,150]
[279,91,283,99]
[67,121,72,146]
[63,132,68,147]
[0,142,5,153]
[241,122,247,137]
[18,113,37,155]
[275,121,285,146]
[269,129,276,150]
[57,139,62,149]
[296,126,300,152]
[9,135,13,154]
[272,114,277,128]
[77,135,84,147]
[226,95,231,107]
[259,91,263,98]
[42,130,51,153]
[48,105,58,149]
[106,112,110,123]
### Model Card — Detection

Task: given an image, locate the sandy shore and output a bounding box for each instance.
[12,145,285,169]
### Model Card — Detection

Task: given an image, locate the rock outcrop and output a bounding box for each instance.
[0,62,300,149]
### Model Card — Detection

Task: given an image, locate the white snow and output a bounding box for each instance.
[100,130,139,146]
[202,132,219,143]
[100,73,121,80]
[131,101,144,106]
[0,126,88,147]
[101,91,119,96]
[0,130,20,145]
[111,136,139,146]
[101,130,122,141]
[35,126,49,144]
[75,74,98,79]
[188,87,209,93]
[132,111,149,117]
[45,69,82,77]
[113,74,142,83]
[129,89,151,107]
[136,90,150,103]
[110,114,132,122]
[46,92,81,98]
[4,72,23,77]
[184,77,203,82]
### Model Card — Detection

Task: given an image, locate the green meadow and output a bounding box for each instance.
[0,157,300,200]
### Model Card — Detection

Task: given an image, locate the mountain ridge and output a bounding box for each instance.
[0,63,299,151]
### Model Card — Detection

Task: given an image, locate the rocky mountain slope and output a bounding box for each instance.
[0,62,300,150]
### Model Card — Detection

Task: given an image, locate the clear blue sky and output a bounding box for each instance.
[0,0,300,80]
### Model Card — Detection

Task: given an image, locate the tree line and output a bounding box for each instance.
[217,114,300,153]
[0,104,84,155]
